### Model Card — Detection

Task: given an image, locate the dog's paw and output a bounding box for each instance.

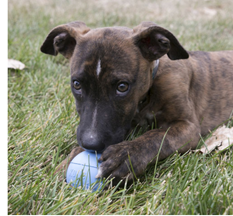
[97,141,148,186]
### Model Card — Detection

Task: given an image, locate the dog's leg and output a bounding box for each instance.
[97,120,200,185]
[54,147,84,177]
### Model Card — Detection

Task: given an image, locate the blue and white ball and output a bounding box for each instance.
[66,151,102,191]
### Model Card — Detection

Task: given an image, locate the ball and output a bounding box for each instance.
[66,151,102,191]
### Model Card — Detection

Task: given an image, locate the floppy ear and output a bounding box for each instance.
[133,22,189,61]
[40,21,90,59]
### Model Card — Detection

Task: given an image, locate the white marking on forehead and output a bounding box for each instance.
[96,59,101,77]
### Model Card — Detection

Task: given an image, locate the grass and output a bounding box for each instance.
[8,0,233,214]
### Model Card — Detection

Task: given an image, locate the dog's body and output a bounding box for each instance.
[41,21,233,185]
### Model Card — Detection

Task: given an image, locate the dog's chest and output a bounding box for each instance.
[132,108,158,130]
[132,105,170,132]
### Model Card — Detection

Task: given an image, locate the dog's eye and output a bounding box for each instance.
[73,80,81,90]
[116,82,129,94]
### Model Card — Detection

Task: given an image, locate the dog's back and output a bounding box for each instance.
[189,51,233,134]
[151,51,233,136]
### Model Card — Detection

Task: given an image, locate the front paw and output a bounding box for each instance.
[96,141,148,186]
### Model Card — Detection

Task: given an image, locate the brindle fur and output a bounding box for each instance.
[41,21,233,186]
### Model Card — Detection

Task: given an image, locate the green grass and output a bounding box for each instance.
[8,0,233,214]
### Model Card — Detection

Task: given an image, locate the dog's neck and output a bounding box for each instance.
[139,59,160,104]
[137,59,160,111]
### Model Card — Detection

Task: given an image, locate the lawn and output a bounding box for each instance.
[8,0,233,214]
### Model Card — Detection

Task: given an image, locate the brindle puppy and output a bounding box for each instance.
[41,21,233,185]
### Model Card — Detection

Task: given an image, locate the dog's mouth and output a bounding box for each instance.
[79,139,106,153]
[77,124,129,153]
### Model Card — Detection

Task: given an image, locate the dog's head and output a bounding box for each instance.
[41,21,188,152]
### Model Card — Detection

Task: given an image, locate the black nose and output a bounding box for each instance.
[80,130,105,152]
